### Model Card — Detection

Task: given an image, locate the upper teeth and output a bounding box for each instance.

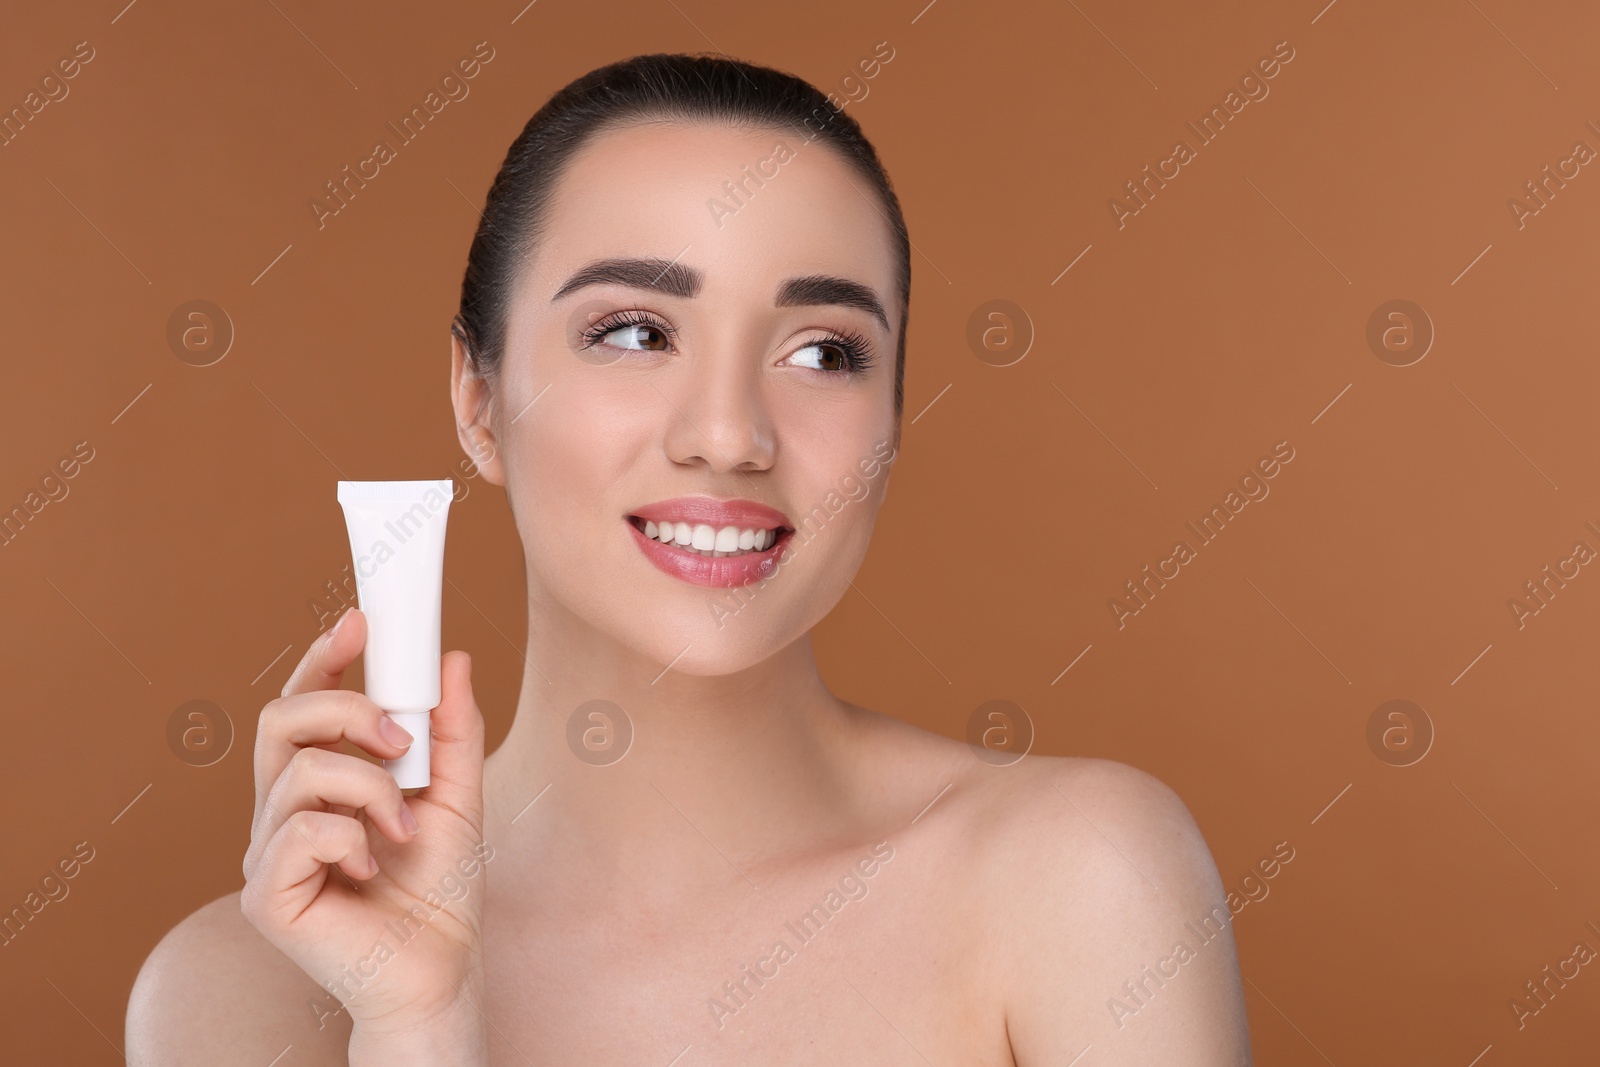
[641,519,778,556]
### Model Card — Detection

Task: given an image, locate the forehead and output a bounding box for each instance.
[531,120,899,314]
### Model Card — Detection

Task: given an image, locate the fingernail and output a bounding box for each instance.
[329,609,350,639]
[366,854,380,876]
[379,715,414,748]
[398,802,420,836]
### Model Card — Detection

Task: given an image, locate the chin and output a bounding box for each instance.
[631,607,807,677]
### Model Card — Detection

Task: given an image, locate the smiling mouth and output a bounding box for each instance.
[627,515,794,558]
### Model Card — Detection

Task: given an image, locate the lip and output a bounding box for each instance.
[626,496,795,589]
[628,495,792,531]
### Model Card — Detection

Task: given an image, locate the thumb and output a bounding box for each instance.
[416,649,485,825]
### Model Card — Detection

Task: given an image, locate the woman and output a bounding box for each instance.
[128,53,1250,1064]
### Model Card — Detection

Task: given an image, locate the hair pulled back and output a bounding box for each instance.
[452,51,911,422]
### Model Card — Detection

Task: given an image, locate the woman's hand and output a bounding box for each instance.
[240,608,489,1063]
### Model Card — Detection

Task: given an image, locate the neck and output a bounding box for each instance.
[484,594,865,894]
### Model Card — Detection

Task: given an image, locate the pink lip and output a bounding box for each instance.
[625,496,795,589]
[628,496,792,531]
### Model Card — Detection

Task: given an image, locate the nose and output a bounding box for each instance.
[659,347,777,475]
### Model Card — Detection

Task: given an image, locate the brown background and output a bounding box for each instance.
[2,0,1597,1062]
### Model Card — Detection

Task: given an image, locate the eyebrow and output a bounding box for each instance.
[551,256,891,334]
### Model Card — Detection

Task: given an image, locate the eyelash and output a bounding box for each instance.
[577,310,877,375]
[578,309,678,348]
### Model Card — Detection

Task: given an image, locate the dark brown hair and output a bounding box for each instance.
[452,52,911,425]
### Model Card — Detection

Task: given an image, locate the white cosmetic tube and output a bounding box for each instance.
[336,479,453,789]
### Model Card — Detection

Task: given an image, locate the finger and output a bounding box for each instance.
[242,810,377,925]
[253,688,414,824]
[246,748,417,877]
[280,607,365,699]
[415,651,485,826]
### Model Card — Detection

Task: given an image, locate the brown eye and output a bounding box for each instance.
[791,342,845,371]
[601,323,671,351]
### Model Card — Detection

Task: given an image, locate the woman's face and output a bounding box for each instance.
[457,119,902,676]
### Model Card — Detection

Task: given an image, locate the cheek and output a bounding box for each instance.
[784,457,885,584]
[508,390,628,543]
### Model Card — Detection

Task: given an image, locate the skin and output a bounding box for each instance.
[126,119,1251,1065]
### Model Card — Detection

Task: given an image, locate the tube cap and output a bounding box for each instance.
[381,711,432,789]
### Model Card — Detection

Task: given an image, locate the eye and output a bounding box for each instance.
[597,322,670,351]
[580,311,675,352]
[790,342,850,372]
[784,330,876,375]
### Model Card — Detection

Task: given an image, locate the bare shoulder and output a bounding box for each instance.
[832,710,1249,1061]
[984,754,1214,873]
[966,755,1251,1065]
[126,891,352,1066]
[844,704,1209,869]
